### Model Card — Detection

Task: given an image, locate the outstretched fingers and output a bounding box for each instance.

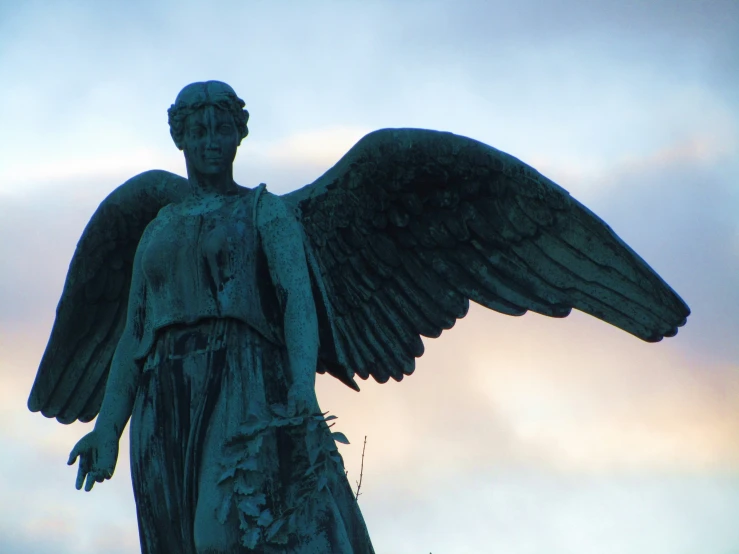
[75,460,89,491]
[67,443,81,466]
[84,472,97,492]
[70,438,93,490]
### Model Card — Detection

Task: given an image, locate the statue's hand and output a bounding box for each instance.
[67,428,119,492]
[287,381,320,417]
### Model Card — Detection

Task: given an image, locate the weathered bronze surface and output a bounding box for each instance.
[28,81,690,553]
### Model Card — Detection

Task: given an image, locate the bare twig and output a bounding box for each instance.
[355,435,367,500]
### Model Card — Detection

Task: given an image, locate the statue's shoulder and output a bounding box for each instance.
[156,201,179,218]
[138,195,197,241]
[255,187,293,230]
[145,201,182,230]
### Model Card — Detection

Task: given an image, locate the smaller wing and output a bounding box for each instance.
[28,170,191,424]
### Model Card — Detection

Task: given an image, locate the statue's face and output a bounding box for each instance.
[182,105,240,175]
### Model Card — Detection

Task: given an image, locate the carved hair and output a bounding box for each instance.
[167,81,250,150]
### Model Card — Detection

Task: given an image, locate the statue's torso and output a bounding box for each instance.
[131,185,282,360]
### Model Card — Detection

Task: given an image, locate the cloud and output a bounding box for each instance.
[319,307,739,484]
[2,0,736,200]
[254,125,372,172]
[237,126,374,194]
[588,165,739,366]
[359,471,739,554]
[623,132,738,170]
[0,147,184,195]
[0,420,139,554]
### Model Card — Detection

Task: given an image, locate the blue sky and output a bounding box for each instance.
[1,1,738,552]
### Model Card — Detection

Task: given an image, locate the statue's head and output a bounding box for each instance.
[168,81,249,175]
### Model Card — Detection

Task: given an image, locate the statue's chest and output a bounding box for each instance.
[171,195,250,247]
[142,194,255,293]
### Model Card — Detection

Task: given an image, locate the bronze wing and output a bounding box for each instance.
[28,170,191,423]
[283,128,690,386]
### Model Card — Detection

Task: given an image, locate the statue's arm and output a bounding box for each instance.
[93,242,147,441]
[258,192,319,398]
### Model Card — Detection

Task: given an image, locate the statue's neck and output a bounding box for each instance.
[186,159,239,195]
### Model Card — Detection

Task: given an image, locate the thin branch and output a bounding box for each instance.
[355,435,367,501]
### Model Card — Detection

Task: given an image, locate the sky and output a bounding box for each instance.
[1,0,738,552]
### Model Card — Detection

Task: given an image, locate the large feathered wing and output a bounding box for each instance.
[28,170,191,423]
[283,128,691,386]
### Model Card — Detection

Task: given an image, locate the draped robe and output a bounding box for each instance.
[126,185,374,553]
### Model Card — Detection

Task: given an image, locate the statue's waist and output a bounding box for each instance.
[134,305,283,363]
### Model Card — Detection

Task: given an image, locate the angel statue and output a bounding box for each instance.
[28,80,690,553]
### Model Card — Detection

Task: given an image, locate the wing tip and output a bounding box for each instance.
[372,372,391,385]
[658,310,689,339]
[27,396,40,413]
[345,377,361,392]
[663,327,678,339]
[645,322,684,342]
[28,394,80,425]
[27,393,56,418]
